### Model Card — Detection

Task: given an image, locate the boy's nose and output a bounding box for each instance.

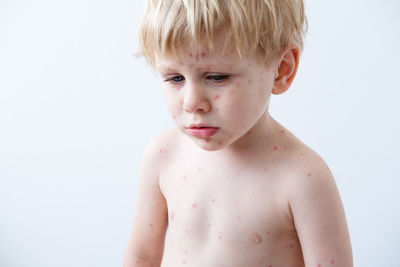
[182,82,210,113]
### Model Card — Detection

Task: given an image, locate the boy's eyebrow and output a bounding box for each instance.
[157,61,238,73]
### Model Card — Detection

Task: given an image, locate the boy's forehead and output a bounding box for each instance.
[155,50,241,72]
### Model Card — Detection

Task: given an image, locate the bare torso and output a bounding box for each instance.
[159,129,306,267]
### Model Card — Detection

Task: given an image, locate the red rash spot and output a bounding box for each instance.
[289,244,294,248]
[211,199,215,203]
[172,115,176,119]
[189,53,193,57]
[236,82,241,86]
[192,203,197,208]
[280,130,285,134]
[308,173,312,176]
[317,264,321,267]
[268,265,272,267]
[218,140,222,145]
[208,224,211,227]
[273,146,278,150]
[183,176,187,180]
[331,259,335,264]
[184,250,188,254]
[182,260,186,264]
[201,52,206,57]
[149,223,153,227]
[214,94,220,100]
[248,79,252,84]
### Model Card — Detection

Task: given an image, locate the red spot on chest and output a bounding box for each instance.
[214,94,220,100]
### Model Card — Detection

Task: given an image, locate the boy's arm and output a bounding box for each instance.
[289,163,353,267]
[123,135,169,267]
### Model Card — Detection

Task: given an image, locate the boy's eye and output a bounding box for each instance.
[164,75,185,83]
[207,74,230,83]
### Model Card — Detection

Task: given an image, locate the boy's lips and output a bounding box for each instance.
[187,124,219,138]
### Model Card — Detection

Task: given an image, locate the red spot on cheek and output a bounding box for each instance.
[214,94,220,100]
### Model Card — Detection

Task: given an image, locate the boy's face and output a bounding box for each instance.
[155,40,279,152]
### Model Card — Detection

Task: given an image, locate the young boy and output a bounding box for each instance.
[123,0,353,266]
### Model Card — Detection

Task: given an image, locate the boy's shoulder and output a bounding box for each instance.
[140,128,181,167]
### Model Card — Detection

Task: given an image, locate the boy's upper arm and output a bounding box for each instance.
[289,162,353,267]
[125,132,170,263]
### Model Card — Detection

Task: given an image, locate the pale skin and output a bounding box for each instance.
[123,37,353,266]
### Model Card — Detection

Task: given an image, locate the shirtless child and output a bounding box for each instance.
[123,0,353,266]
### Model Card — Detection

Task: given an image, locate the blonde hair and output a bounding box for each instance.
[137,0,307,67]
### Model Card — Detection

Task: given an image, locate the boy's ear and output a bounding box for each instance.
[272,44,300,95]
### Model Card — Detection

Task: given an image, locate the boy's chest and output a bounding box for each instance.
[159,156,295,251]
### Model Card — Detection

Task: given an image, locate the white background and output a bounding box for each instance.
[1,0,399,266]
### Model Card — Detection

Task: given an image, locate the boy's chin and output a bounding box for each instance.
[191,138,224,152]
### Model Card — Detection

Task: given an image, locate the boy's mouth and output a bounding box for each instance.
[187,124,219,138]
